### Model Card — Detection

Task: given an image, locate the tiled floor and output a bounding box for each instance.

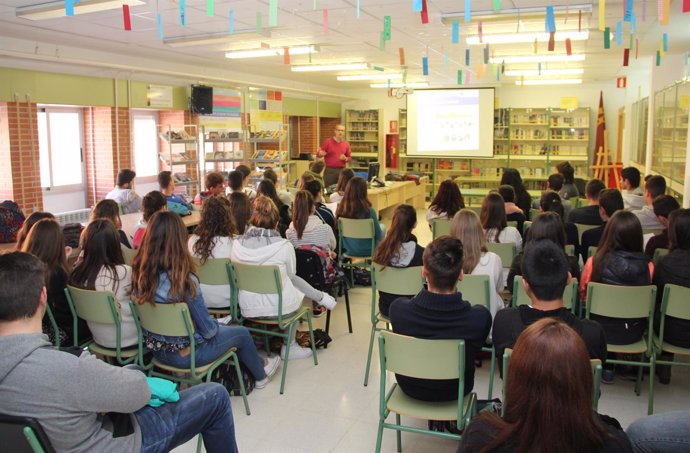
[174,208,690,453]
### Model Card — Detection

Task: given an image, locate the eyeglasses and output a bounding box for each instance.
[335,128,345,132]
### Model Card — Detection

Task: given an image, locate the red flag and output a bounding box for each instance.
[594,91,607,156]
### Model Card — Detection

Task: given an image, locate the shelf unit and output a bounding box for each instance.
[248,127,290,188]
[397,108,434,199]
[200,127,246,178]
[345,109,384,173]
[158,124,200,194]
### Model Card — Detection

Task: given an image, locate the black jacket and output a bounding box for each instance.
[652,249,690,348]
[569,205,605,226]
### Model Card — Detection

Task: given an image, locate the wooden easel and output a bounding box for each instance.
[591,131,622,189]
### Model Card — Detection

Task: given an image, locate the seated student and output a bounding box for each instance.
[188,196,237,309]
[264,167,293,205]
[14,211,55,250]
[329,168,355,203]
[105,169,142,214]
[228,191,251,235]
[286,190,336,253]
[426,179,465,226]
[540,191,579,247]
[132,191,167,249]
[632,175,667,229]
[296,172,316,190]
[533,174,572,221]
[568,178,606,225]
[90,199,131,248]
[231,196,336,360]
[257,179,291,237]
[389,236,492,402]
[0,200,25,243]
[459,318,631,453]
[372,204,425,317]
[644,194,680,257]
[498,184,526,236]
[580,189,625,262]
[0,252,241,453]
[507,212,581,294]
[306,160,326,189]
[158,170,192,213]
[305,179,336,232]
[235,164,257,201]
[621,166,645,210]
[627,410,690,452]
[494,240,606,376]
[481,192,522,252]
[194,172,225,206]
[556,161,580,200]
[501,168,532,220]
[69,219,137,348]
[335,176,384,257]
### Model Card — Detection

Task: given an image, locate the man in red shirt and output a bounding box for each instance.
[317,124,351,187]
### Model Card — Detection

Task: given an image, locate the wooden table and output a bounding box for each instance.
[120,210,202,240]
[368,177,428,220]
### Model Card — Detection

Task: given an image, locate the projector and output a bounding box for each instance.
[394,87,414,98]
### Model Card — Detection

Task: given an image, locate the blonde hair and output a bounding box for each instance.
[249,195,279,230]
[450,209,487,274]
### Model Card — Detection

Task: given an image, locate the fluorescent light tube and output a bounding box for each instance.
[505,68,584,76]
[466,31,589,45]
[17,0,144,20]
[490,54,586,64]
[369,82,429,88]
[165,30,272,47]
[337,73,403,81]
[291,63,369,72]
[225,45,319,59]
[515,79,583,86]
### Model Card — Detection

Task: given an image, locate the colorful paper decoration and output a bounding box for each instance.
[123,5,131,30]
[501,60,505,74]
[599,0,605,30]
[617,77,627,88]
[624,0,632,21]
[465,71,470,84]
[413,0,423,12]
[180,0,186,26]
[403,69,407,83]
[465,48,470,66]
[374,66,384,71]
[269,0,278,26]
[656,50,661,66]
[356,0,360,18]
[615,21,622,46]
[256,11,262,33]
[65,0,74,16]
[323,8,329,33]
[157,13,164,39]
[399,48,406,65]
[483,45,489,64]
[496,66,500,81]
[384,16,391,40]
[623,48,630,66]
[458,70,463,85]
[533,37,538,53]
[421,0,428,23]
[643,0,647,21]
[661,0,670,25]
[684,0,690,13]
[631,11,637,32]
[229,10,234,33]
[545,6,556,33]
[635,38,639,59]
[663,33,668,51]
[578,9,582,31]
[465,0,471,22]
[478,20,483,42]
[548,32,555,51]
[565,38,572,55]
[313,0,317,10]
[422,57,429,75]
[452,20,459,44]
[444,51,449,67]
[207,0,214,17]
[494,0,501,11]
[379,31,385,51]
[604,27,610,48]
[538,62,542,74]
[283,47,290,64]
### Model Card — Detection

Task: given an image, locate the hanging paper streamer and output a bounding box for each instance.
[444,51,449,67]
[465,71,470,84]
[379,31,385,51]
[157,13,164,39]
[631,11,636,32]
[452,20,459,44]
[493,0,500,12]
[465,0,471,22]
[604,27,611,48]
[179,0,186,26]
[624,0,632,21]
[533,37,538,53]
[465,48,470,66]
[629,32,633,50]
[387,79,391,91]
[548,32,555,51]
[496,66,500,81]
[517,8,521,32]
[458,70,463,85]
[269,0,278,26]
[656,50,661,66]
[413,0,423,12]
[399,48,406,65]
[65,0,74,16]
[421,0,429,24]
[660,0,670,25]
[520,75,525,86]
[207,0,214,17]
[323,9,329,34]
[228,9,234,33]
[615,21,622,46]
[598,0,605,30]
[384,16,391,40]
[477,63,484,79]
[313,0,316,10]
[635,38,639,59]
[422,57,429,75]
[403,69,407,83]
[256,12,262,33]
[663,33,668,52]
[684,0,690,12]
[123,5,131,30]
[565,38,572,55]
[483,45,489,64]
[374,66,384,71]
[623,48,630,66]
[478,21,483,42]
[538,62,542,75]
[578,10,582,31]
[659,40,665,57]
[357,0,360,18]
[545,6,556,33]
[501,60,505,74]
[284,47,290,64]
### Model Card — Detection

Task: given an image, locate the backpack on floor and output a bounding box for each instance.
[0,200,25,243]
[214,362,255,397]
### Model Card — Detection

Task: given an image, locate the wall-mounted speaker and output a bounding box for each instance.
[190,85,213,115]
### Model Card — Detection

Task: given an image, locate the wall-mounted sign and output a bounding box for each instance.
[147,84,173,108]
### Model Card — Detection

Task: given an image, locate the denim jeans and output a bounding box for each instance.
[627,410,690,452]
[153,325,266,380]
[135,382,237,453]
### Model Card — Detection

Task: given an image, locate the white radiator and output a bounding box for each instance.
[54,208,92,225]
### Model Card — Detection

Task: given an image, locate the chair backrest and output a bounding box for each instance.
[121,245,135,266]
[338,217,375,239]
[652,248,669,266]
[130,301,194,338]
[658,284,690,349]
[294,249,326,289]
[380,331,464,380]
[575,223,598,243]
[522,220,532,236]
[564,244,575,256]
[230,262,281,294]
[507,220,518,229]
[585,282,656,319]
[65,285,120,325]
[511,276,577,311]
[431,218,452,239]
[486,242,516,268]
[587,246,597,258]
[372,264,424,296]
[0,413,55,453]
[195,258,232,286]
[457,274,490,310]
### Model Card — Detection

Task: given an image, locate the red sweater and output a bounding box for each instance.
[320,137,351,168]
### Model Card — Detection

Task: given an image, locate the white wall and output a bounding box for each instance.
[42,190,86,213]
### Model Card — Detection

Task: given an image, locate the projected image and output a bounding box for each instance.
[417,90,479,151]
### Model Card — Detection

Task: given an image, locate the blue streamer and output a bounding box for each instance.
[663,33,668,52]
[65,0,74,16]
[444,51,449,67]
[452,20,459,44]
[229,9,234,33]
[356,0,360,18]
[615,21,622,46]
[422,56,428,75]
[631,11,637,32]
[465,48,470,66]
[545,6,556,33]
[624,0,633,22]
[157,13,163,39]
[413,0,422,12]
[179,0,186,27]
[464,0,471,22]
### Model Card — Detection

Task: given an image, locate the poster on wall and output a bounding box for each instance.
[248,88,283,138]
[197,88,243,134]
[147,85,173,108]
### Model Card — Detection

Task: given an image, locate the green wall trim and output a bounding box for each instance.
[283,97,342,117]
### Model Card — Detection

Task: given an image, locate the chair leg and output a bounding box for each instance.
[487,345,496,400]
[635,354,644,396]
[344,286,353,334]
[364,324,378,386]
[395,413,402,453]
[648,353,656,415]
[279,326,295,395]
[231,356,251,416]
[375,418,385,453]
[196,434,203,453]
[306,312,318,366]
[325,309,331,335]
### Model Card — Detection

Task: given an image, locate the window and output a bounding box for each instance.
[37,107,84,188]
[132,110,160,178]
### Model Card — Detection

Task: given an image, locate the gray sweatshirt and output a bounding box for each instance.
[0,333,151,453]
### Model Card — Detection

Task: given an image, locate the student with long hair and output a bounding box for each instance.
[373,204,424,316]
[305,179,336,232]
[481,192,522,251]
[556,161,579,200]
[228,191,251,235]
[459,318,631,453]
[257,179,291,237]
[188,196,237,309]
[69,219,137,348]
[329,168,355,203]
[287,191,336,252]
[231,196,336,360]
[132,191,167,249]
[498,184,526,235]
[540,191,579,246]
[506,212,581,292]
[426,179,465,226]
[131,211,279,388]
[21,218,91,346]
[501,168,531,218]
[450,209,504,317]
[263,167,292,205]
[90,199,131,248]
[335,176,383,256]
[15,211,55,251]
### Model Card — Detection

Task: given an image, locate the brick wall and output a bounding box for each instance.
[320,118,342,145]
[0,104,13,201]
[290,116,318,157]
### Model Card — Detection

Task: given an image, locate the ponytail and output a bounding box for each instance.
[293,190,314,240]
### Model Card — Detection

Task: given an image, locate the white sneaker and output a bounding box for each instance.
[318,292,337,310]
[255,356,281,389]
[280,341,313,360]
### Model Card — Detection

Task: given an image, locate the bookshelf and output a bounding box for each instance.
[158,124,200,194]
[345,109,384,172]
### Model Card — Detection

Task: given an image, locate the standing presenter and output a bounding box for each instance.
[317,124,351,187]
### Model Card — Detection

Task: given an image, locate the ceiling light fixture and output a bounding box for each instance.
[440,4,592,23]
[505,68,584,76]
[466,31,589,45]
[165,30,272,47]
[515,78,583,86]
[16,0,144,20]
[225,45,319,59]
[369,82,429,88]
[337,73,403,81]
[291,63,369,72]
[490,54,586,64]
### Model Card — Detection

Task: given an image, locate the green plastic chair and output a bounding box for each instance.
[564,244,575,256]
[375,331,477,453]
[337,217,376,282]
[121,245,135,266]
[507,220,518,229]
[522,220,532,237]
[457,274,496,399]
[652,248,669,266]
[431,218,452,239]
[364,264,424,386]
[654,284,690,399]
[229,262,317,394]
[585,282,656,414]
[194,258,234,319]
[486,242,517,273]
[588,246,598,258]
[43,303,60,349]
[575,223,598,243]
[511,276,578,314]
[64,285,143,367]
[501,349,603,414]
[129,301,251,416]
[0,413,55,453]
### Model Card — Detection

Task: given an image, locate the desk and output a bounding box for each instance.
[368,177,428,220]
[120,210,202,240]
